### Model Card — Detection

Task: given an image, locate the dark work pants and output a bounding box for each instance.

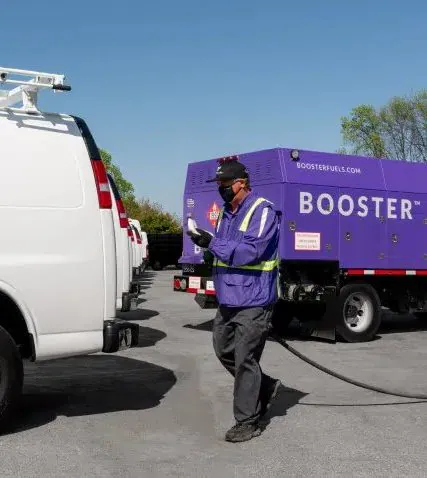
[212,305,275,424]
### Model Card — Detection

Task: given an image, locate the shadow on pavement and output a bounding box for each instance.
[135,326,166,348]
[138,271,157,282]
[378,312,427,335]
[184,319,214,332]
[5,323,171,435]
[182,311,427,342]
[10,352,176,435]
[117,308,159,321]
[183,318,332,344]
[260,385,307,431]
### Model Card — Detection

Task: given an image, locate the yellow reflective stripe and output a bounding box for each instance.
[216,208,224,232]
[238,197,270,232]
[214,259,278,271]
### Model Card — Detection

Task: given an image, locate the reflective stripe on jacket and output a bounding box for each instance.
[208,191,280,307]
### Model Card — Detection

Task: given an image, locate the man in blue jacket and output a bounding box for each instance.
[187,158,282,443]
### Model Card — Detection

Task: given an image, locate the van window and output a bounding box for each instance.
[0,113,83,208]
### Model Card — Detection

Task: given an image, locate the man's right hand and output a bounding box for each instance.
[187,228,213,248]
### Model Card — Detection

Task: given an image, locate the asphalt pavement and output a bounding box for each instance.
[2,270,427,477]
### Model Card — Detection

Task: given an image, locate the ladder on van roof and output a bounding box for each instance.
[0,67,71,113]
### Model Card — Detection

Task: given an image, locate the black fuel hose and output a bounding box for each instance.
[271,334,427,400]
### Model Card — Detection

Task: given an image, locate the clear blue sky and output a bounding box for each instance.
[3,0,427,215]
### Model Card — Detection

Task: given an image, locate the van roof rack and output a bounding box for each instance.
[0,66,71,114]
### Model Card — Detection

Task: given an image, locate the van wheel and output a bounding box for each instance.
[270,300,295,336]
[336,284,381,343]
[0,325,23,432]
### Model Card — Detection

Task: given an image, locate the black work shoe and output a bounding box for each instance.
[225,422,262,443]
[260,379,282,417]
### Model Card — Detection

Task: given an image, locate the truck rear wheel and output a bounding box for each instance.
[0,325,23,431]
[336,283,381,342]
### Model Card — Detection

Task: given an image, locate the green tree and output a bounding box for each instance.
[135,199,182,234]
[100,149,135,200]
[100,148,140,216]
[100,148,182,233]
[340,105,387,158]
[340,90,427,162]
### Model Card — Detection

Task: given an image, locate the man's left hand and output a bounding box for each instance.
[187,228,213,248]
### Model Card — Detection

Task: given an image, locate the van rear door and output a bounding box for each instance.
[72,116,117,321]
[108,173,131,304]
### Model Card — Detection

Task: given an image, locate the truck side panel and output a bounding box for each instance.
[382,160,427,270]
[181,147,427,271]
[338,187,388,269]
[385,191,427,269]
[282,183,340,262]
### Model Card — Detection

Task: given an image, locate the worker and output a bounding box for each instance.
[187,158,282,443]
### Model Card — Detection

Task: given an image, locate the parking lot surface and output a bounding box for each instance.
[2,270,427,477]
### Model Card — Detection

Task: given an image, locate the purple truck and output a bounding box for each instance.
[174,147,427,343]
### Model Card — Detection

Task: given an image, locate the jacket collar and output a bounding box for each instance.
[224,190,255,214]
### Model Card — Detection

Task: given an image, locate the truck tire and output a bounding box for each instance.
[0,325,23,431]
[270,300,295,336]
[336,283,382,343]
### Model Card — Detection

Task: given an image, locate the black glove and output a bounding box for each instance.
[187,228,213,248]
[203,249,214,266]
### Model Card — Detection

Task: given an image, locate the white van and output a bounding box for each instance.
[127,223,134,283]
[0,67,138,429]
[129,218,148,272]
[133,225,143,272]
[128,219,143,276]
[128,221,139,276]
[140,231,149,272]
[107,174,139,312]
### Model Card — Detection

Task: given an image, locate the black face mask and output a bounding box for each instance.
[218,185,236,203]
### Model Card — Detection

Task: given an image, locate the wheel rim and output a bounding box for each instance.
[343,292,373,333]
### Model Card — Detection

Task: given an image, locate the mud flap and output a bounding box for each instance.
[194,293,218,309]
[308,286,337,343]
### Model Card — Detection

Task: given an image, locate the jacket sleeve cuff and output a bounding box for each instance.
[208,238,239,264]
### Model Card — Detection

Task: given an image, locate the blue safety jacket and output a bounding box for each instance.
[208,191,280,308]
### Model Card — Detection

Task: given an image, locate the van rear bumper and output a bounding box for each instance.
[102,319,139,353]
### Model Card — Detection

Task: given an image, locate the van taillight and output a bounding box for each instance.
[128,227,134,241]
[91,159,112,209]
[136,236,142,245]
[116,200,128,228]
[71,116,113,210]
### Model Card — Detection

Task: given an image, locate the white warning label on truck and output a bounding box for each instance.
[295,232,321,251]
[188,276,201,290]
[206,280,215,291]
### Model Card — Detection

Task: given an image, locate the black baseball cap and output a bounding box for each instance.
[206,160,249,183]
